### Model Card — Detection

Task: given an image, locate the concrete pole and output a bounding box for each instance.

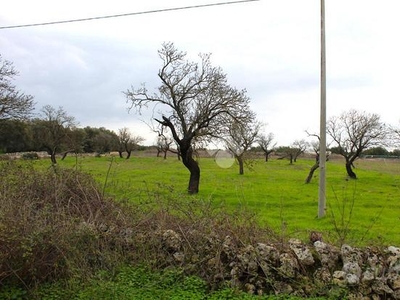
[318,0,327,218]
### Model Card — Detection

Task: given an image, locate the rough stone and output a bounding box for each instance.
[371,280,394,296]
[314,240,340,270]
[279,252,299,278]
[387,246,400,273]
[289,238,315,266]
[341,244,362,265]
[388,272,400,290]
[361,269,375,283]
[161,229,182,253]
[332,271,347,287]
[256,243,279,265]
[346,273,360,285]
[343,262,362,278]
[313,267,332,284]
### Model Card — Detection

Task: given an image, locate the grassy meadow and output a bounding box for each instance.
[41,152,400,246]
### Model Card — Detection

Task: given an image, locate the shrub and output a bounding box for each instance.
[21,152,39,160]
[0,161,138,289]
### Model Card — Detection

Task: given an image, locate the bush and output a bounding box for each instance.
[0,161,138,289]
[21,152,39,160]
[0,160,281,297]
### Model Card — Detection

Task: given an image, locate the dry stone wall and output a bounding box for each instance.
[160,229,400,299]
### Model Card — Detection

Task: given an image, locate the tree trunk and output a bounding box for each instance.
[181,146,200,194]
[305,163,319,184]
[163,150,167,159]
[61,151,70,160]
[46,147,57,164]
[126,150,131,159]
[50,152,57,164]
[345,160,357,179]
[237,156,244,175]
[118,151,123,158]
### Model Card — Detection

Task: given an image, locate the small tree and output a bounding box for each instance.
[32,105,77,164]
[118,127,144,159]
[125,42,253,194]
[291,139,309,163]
[304,132,330,184]
[156,134,175,159]
[223,119,259,175]
[0,55,35,120]
[327,109,387,179]
[258,132,276,162]
[61,128,86,160]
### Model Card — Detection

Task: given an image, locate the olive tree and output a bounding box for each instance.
[0,55,35,120]
[125,42,253,194]
[327,109,387,179]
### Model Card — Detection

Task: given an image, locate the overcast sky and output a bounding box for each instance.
[1,0,400,146]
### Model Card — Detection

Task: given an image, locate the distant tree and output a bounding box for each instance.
[118,127,144,159]
[304,132,330,184]
[327,109,388,179]
[0,119,32,153]
[391,149,400,156]
[61,128,86,160]
[82,127,118,154]
[276,140,308,165]
[0,55,35,120]
[291,139,309,162]
[223,119,259,175]
[92,129,118,154]
[125,42,253,194]
[32,105,77,164]
[362,146,389,156]
[156,134,175,159]
[258,132,276,162]
[328,146,342,154]
[390,122,400,149]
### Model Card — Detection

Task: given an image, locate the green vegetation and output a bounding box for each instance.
[1,154,399,299]
[53,154,400,246]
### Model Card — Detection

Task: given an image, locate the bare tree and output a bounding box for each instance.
[156,134,175,159]
[276,140,308,165]
[118,127,144,159]
[304,131,330,184]
[0,55,35,120]
[292,139,309,162]
[327,109,387,179]
[224,119,259,175]
[32,105,76,164]
[389,122,400,149]
[258,132,276,162]
[125,42,253,193]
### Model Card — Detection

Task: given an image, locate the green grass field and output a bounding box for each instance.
[39,153,400,246]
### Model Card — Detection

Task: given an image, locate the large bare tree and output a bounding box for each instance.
[0,55,35,120]
[327,109,387,179]
[125,42,253,193]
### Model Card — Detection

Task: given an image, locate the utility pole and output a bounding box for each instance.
[318,0,327,218]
